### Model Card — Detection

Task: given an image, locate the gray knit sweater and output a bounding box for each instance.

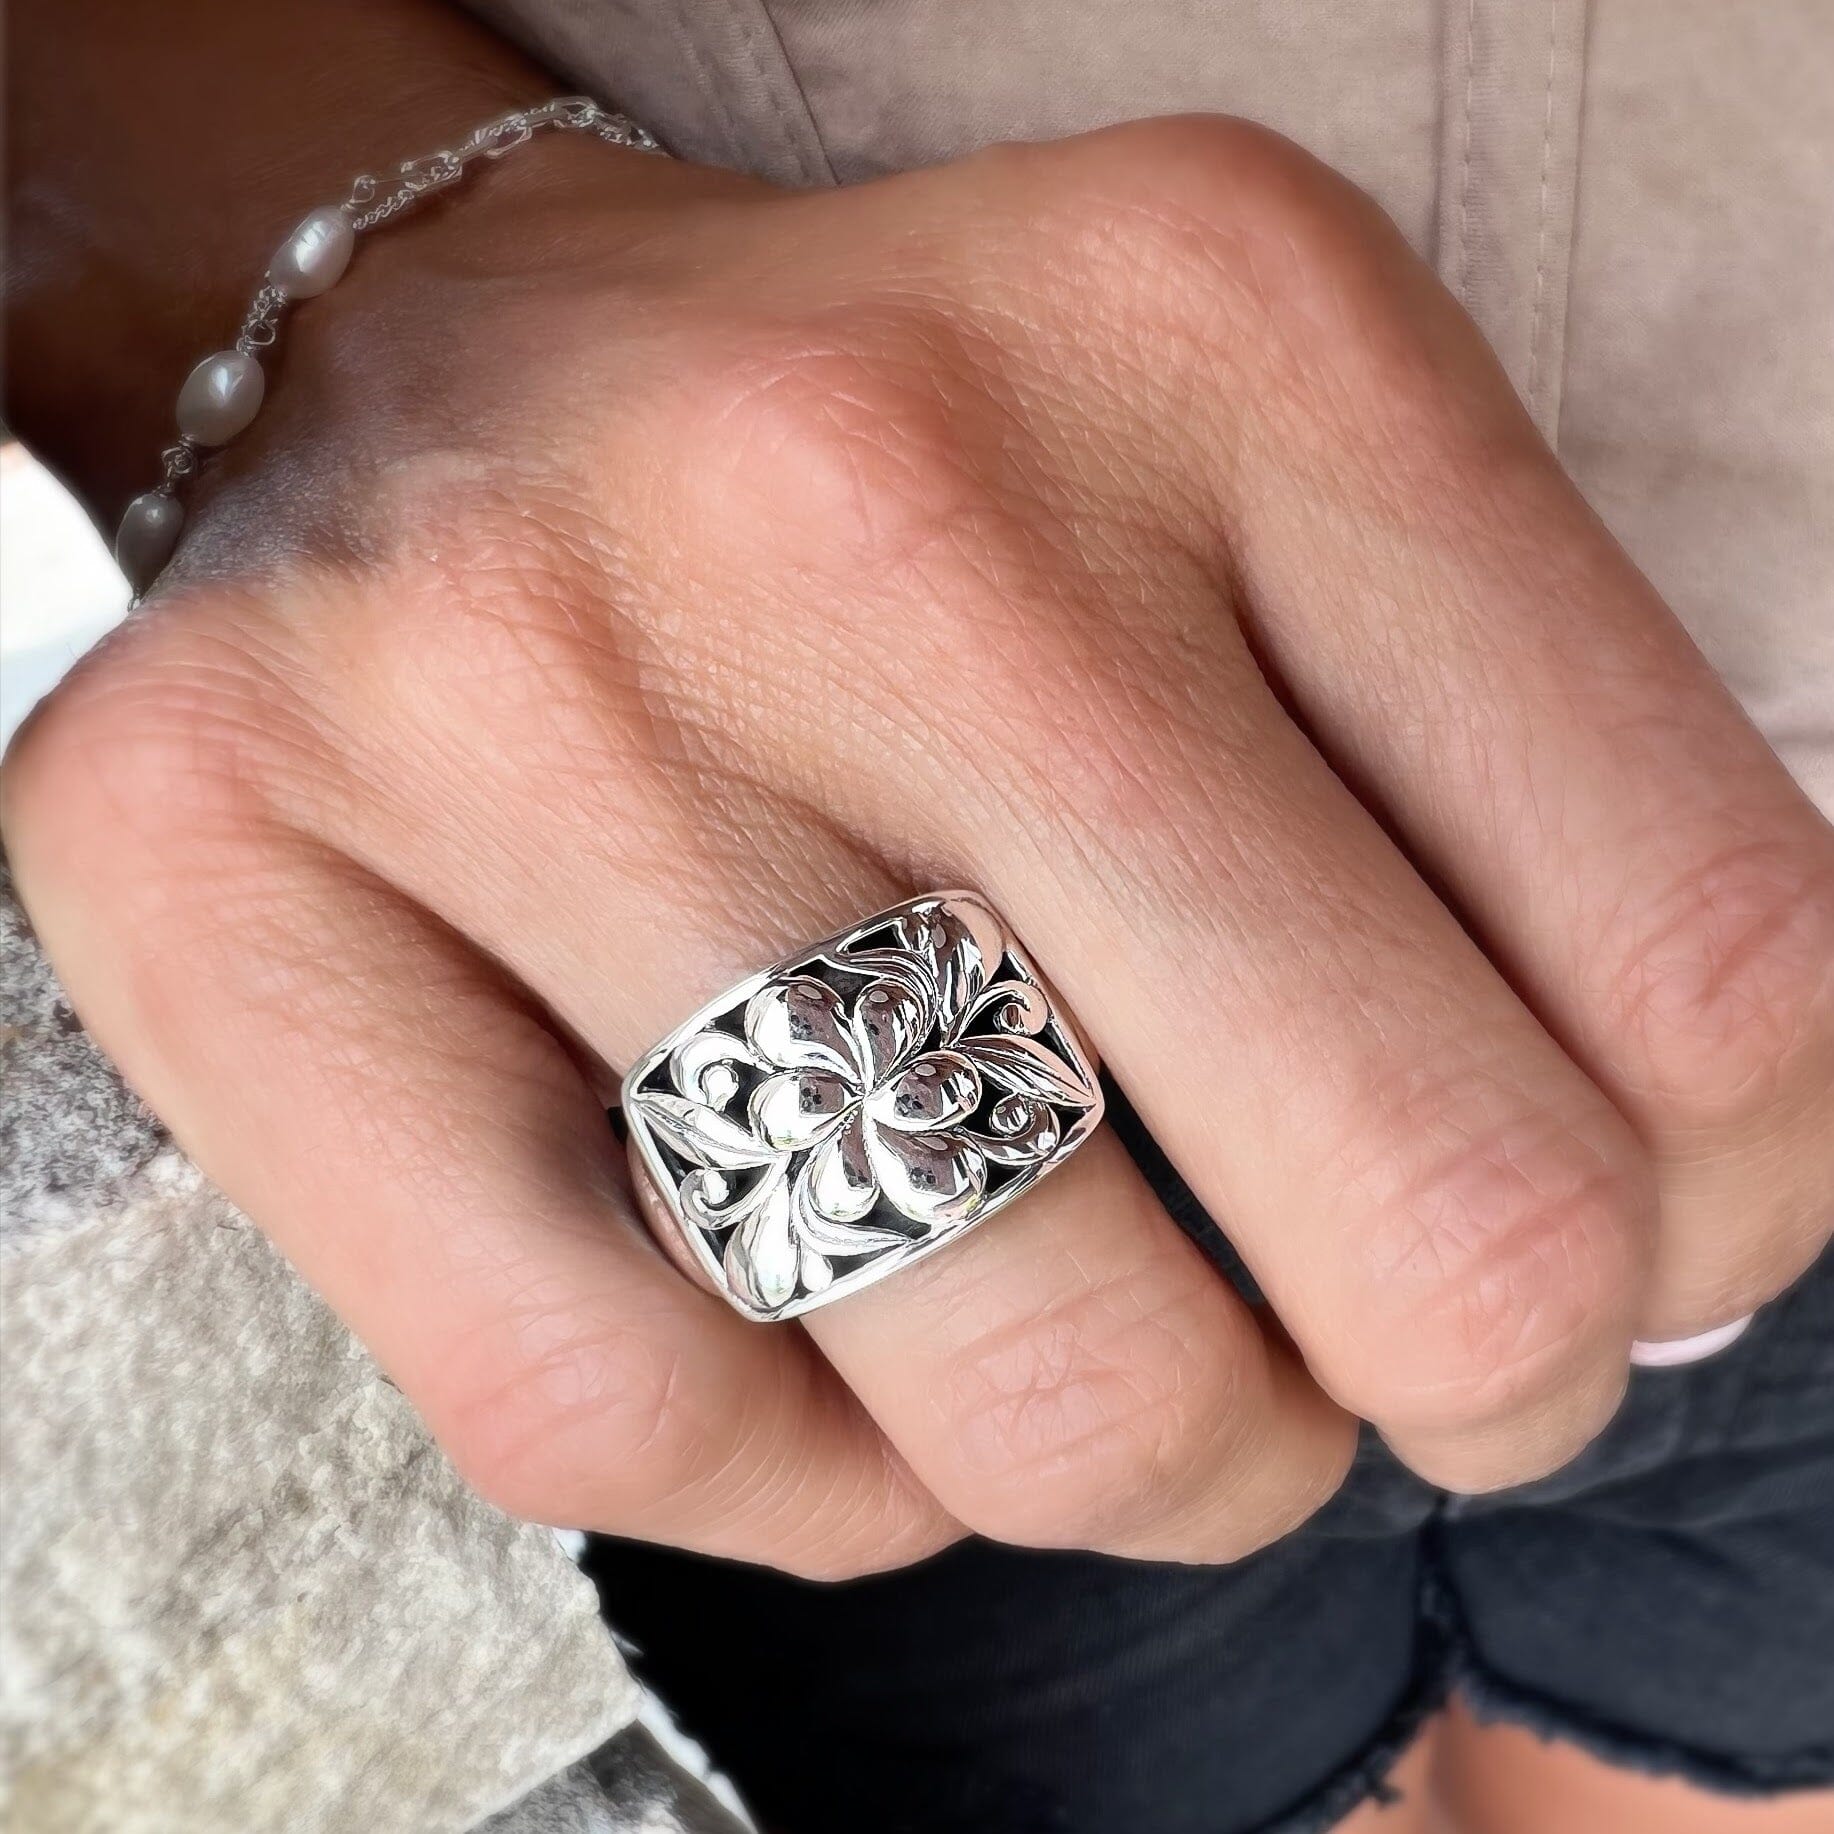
[0,861,743,1833]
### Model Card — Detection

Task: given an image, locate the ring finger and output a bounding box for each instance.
[309,601,1357,1560]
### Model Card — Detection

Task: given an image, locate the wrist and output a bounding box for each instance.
[3,0,569,519]
[115,121,761,592]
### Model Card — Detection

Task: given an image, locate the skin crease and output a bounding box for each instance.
[6,7,1834,1828]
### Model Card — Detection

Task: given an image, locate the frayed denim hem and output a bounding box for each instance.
[1451,1652,1834,1800]
[1255,1526,1834,1834]
[1421,1522,1834,1803]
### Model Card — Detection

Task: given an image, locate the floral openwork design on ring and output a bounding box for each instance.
[623,894,1103,1319]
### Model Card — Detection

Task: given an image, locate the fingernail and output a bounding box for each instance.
[1630,1313,1754,1368]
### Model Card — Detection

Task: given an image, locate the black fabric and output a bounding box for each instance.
[587,1243,1834,1834]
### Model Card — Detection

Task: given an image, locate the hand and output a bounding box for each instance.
[9,118,1832,1574]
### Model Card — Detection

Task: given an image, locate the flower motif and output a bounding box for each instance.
[629,898,1098,1313]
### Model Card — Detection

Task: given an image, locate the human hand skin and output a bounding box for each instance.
[8,38,1834,1575]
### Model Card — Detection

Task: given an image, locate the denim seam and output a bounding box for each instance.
[1241,1559,1458,1834]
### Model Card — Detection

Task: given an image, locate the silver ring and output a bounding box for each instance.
[622,892,1104,1320]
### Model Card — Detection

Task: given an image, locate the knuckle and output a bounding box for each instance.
[928,1261,1254,1550]
[2,597,285,880]
[1607,838,1834,1123]
[1036,115,1409,354]
[1048,115,1371,268]
[1333,1072,1650,1433]
[438,1296,951,1576]
[654,309,1194,798]
[1022,114,1526,492]
[663,311,997,583]
[436,1308,700,1528]
[1605,837,1834,1328]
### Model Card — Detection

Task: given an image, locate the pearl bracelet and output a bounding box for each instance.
[116,96,666,593]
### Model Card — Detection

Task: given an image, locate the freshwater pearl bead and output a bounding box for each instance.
[176,350,264,446]
[115,492,185,588]
[268,206,354,299]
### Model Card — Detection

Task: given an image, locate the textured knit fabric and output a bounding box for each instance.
[0,865,742,1834]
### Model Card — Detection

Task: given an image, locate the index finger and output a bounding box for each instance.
[1,700,950,1576]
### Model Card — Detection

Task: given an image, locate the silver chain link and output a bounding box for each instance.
[343,96,657,232]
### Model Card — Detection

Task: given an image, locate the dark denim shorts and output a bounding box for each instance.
[588,1206,1834,1833]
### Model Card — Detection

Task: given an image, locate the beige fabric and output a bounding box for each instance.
[1437,0,1589,438]
[1564,1,1834,797]
[466,0,1834,813]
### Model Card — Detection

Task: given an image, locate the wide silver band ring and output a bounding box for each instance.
[621,892,1104,1321]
